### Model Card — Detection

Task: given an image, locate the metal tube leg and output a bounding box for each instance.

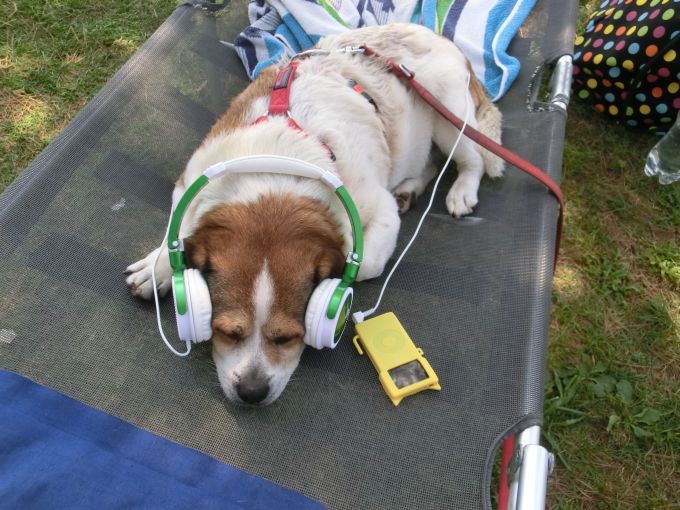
[516,445,551,509]
[507,426,554,510]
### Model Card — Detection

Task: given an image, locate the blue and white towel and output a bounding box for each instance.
[234,0,536,101]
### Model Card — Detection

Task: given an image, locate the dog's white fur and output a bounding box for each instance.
[211,261,293,406]
[126,24,502,405]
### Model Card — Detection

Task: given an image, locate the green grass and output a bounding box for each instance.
[0,0,178,189]
[2,1,679,508]
[545,4,680,507]
[546,100,680,508]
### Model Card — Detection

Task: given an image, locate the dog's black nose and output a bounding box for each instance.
[236,378,270,405]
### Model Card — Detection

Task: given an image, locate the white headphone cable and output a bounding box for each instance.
[352,72,472,324]
[151,216,192,357]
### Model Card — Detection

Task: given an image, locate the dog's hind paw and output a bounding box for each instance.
[393,191,416,215]
[446,178,479,217]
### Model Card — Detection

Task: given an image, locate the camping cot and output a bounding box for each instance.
[0,1,578,508]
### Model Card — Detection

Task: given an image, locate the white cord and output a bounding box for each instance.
[152,217,192,357]
[352,72,472,324]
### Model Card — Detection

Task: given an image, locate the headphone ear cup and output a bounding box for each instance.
[304,279,353,349]
[304,279,335,349]
[174,269,212,343]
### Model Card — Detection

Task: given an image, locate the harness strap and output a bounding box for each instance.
[255,62,379,163]
[254,62,337,162]
[269,62,299,116]
[358,46,565,270]
[348,79,379,112]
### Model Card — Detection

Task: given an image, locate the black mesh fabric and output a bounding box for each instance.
[0,2,577,509]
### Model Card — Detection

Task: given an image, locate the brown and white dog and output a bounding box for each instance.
[125,24,503,406]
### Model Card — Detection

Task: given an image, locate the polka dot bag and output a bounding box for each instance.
[573,0,680,134]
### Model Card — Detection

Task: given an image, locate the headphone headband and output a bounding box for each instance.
[167,155,364,318]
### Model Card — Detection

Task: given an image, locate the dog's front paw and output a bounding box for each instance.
[125,247,172,300]
[446,179,479,217]
[357,256,387,282]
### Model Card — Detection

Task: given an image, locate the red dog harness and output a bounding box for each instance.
[251,62,337,161]
[252,60,379,162]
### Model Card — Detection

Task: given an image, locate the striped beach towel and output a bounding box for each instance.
[234,0,537,101]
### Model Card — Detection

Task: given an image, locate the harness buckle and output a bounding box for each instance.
[273,65,297,90]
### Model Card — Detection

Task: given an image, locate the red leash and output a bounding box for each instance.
[360,46,564,270]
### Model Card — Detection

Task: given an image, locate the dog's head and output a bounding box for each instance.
[184,194,345,406]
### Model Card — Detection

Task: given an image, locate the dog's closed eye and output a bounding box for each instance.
[223,331,244,343]
[213,326,246,344]
[213,318,249,344]
[272,335,296,345]
[214,329,244,344]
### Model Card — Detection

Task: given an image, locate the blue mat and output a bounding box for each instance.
[0,370,325,510]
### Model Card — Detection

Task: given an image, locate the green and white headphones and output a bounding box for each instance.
[153,155,363,356]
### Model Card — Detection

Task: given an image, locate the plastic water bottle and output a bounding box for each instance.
[644,112,680,185]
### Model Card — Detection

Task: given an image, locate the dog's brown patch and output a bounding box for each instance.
[466,59,489,110]
[204,67,278,141]
[185,194,345,365]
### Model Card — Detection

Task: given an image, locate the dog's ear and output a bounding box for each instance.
[183,207,234,272]
[183,233,210,272]
[313,247,345,284]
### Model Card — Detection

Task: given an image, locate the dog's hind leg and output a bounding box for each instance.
[411,46,502,217]
[431,92,488,218]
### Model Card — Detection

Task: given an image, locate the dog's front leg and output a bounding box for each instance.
[125,181,187,300]
[357,188,401,281]
[125,246,173,299]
